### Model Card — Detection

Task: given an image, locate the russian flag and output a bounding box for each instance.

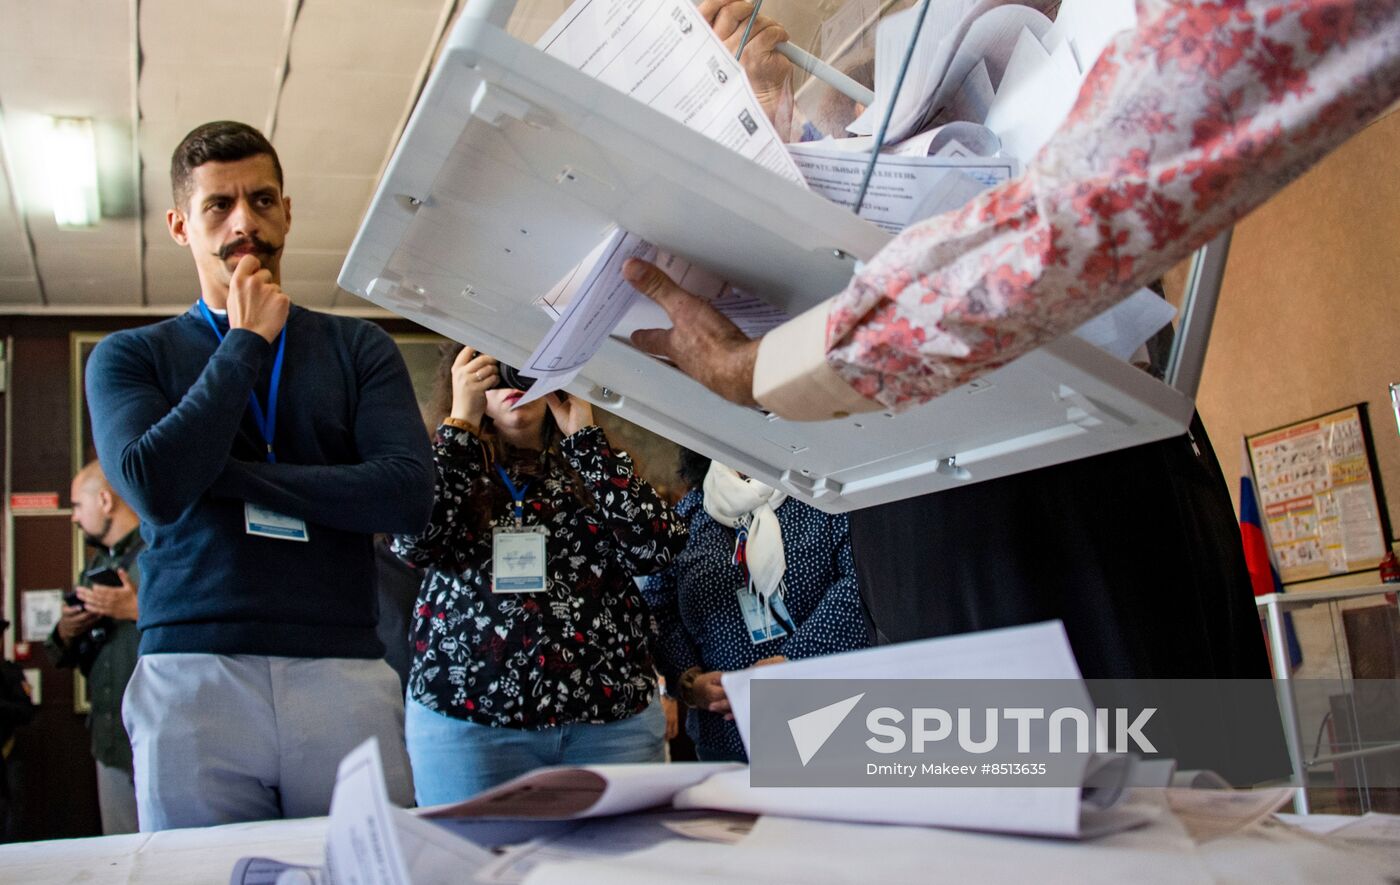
[1240,443,1303,670]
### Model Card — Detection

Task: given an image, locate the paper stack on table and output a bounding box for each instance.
[223,621,1400,885]
[229,622,1164,884]
[708,621,1148,839]
[520,800,1400,885]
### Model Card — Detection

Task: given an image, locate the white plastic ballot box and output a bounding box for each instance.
[339,0,1196,513]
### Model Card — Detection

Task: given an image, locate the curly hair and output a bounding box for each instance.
[170,121,283,210]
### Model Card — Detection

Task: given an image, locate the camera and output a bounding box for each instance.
[492,363,536,392]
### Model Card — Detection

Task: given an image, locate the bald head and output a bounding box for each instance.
[74,460,110,495]
[71,460,137,547]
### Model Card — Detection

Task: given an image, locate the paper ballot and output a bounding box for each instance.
[231,739,495,885]
[705,623,1149,839]
[420,763,742,821]
[849,0,1053,143]
[519,230,791,407]
[787,142,1019,234]
[537,0,804,184]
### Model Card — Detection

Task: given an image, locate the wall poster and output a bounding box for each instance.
[1246,404,1390,584]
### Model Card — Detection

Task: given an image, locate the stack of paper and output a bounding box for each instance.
[231,623,1160,885]
[520,800,1400,885]
[850,0,1056,144]
[786,0,1171,364]
[846,0,1135,162]
[793,0,1140,219]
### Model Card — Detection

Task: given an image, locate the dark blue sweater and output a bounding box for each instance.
[85,304,434,658]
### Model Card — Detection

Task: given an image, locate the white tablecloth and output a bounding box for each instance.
[0,816,326,884]
[1,811,1396,884]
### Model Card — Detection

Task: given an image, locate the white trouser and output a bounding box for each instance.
[123,654,413,832]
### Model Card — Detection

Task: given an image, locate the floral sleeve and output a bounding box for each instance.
[390,423,490,570]
[559,425,688,575]
[826,0,1400,410]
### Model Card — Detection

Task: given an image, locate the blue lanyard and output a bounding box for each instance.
[196,300,286,464]
[495,465,531,527]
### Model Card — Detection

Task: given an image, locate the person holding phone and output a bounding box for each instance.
[45,460,143,835]
[391,344,686,802]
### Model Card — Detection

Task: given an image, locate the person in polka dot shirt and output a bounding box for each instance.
[642,450,869,761]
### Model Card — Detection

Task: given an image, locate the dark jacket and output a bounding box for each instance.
[45,528,144,771]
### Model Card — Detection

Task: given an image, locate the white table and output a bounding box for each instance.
[2,809,1398,885]
[0,817,325,884]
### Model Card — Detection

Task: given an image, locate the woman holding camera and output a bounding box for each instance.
[392,345,685,803]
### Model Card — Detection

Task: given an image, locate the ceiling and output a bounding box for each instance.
[0,0,847,317]
[0,0,971,317]
[0,0,477,315]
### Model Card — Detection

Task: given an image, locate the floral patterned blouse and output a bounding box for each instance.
[391,424,686,729]
[825,0,1400,409]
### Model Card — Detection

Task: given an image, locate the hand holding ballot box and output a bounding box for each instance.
[340,0,1196,513]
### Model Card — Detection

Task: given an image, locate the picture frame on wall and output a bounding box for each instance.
[1245,403,1393,585]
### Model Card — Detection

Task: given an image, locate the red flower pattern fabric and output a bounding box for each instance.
[825,0,1400,410]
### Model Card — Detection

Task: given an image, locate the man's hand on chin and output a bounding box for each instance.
[226,254,292,344]
[624,258,760,407]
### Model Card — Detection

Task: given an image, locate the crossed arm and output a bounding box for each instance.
[88,324,433,532]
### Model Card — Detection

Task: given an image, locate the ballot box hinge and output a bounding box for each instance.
[779,469,842,502]
[366,272,427,310]
[1055,385,1132,430]
[468,80,550,130]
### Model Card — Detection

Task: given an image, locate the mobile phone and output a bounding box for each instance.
[64,590,84,609]
[80,565,123,587]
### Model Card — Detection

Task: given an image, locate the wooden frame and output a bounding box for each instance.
[70,332,105,714]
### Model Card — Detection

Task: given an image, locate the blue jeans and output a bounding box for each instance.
[404,697,666,806]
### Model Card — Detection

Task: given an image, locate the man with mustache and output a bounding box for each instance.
[45,460,142,834]
[85,121,434,830]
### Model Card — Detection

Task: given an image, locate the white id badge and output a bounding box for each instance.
[244,503,309,542]
[492,526,548,593]
[736,588,791,645]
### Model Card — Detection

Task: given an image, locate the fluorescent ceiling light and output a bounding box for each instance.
[46,117,101,228]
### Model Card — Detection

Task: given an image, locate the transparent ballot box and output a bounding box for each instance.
[1257,584,1400,815]
[340,0,1196,512]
